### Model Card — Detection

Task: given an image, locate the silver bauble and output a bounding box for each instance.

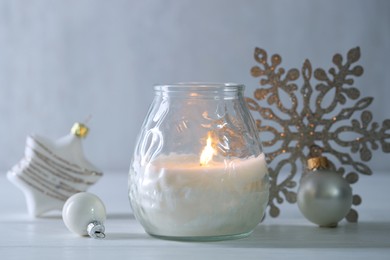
[297,158,352,227]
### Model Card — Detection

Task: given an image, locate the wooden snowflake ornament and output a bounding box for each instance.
[246,47,390,222]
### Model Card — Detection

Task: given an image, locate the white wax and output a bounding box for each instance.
[129,153,269,238]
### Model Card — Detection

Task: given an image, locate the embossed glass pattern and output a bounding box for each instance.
[128,83,269,241]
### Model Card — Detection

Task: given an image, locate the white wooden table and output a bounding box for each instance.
[1,172,389,259]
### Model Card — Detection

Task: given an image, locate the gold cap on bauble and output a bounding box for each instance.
[307,156,329,170]
[71,123,89,138]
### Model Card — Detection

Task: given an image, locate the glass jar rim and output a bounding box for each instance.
[154,82,245,92]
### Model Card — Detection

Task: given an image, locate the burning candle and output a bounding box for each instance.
[129,83,270,241]
[130,133,269,239]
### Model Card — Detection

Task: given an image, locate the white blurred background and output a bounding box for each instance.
[0,0,389,173]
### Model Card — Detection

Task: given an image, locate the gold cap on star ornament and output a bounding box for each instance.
[71,123,89,138]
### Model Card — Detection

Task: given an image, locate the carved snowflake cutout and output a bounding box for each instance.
[246,47,390,222]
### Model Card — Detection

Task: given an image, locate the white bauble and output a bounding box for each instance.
[62,192,106,238]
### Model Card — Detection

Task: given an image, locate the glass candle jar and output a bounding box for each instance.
[128,83,269,241]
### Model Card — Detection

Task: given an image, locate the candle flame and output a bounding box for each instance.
[200,133,215,166]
